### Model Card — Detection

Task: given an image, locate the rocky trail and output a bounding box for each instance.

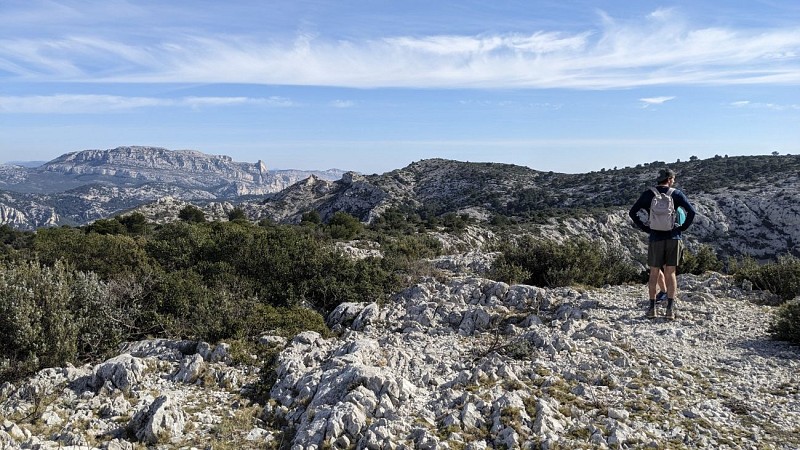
[2,271,798,449]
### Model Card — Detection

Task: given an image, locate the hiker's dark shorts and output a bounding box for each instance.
[648,239,683,268]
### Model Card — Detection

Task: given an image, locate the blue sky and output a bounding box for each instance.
[1,0,799,174]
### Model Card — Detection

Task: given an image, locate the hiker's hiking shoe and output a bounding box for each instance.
[665,298,676,320]
[646,299,657,319]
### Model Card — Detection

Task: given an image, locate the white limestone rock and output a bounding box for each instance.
[127,395,186,444]
[91,354,147,393]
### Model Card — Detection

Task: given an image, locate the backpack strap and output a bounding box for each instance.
[650,186,675,197]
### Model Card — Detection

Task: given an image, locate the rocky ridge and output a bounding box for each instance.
[2,266,798,449]
[2,153,799,263]
[238,155,800,261]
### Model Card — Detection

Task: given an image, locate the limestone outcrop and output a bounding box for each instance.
[2,271,798,449]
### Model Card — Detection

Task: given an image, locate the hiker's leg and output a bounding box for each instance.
[664,265,677,298]
[663,240,683,299]
[657,268,667,293]
[648,266,661,299]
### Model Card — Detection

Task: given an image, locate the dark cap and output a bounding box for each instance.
[657,168,676,183]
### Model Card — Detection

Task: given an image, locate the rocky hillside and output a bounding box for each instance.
[239,155,800,261]
[2,152,799,262]
[242,155,800,222]
[2,268,798,449]
[0,146,345,229]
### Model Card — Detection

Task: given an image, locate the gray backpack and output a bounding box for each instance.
[649,187,676,231]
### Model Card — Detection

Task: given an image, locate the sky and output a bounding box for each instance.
[1,0,799,174]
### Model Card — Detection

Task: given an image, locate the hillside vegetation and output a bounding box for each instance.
[1,197,799,386]
[0,211,448,383]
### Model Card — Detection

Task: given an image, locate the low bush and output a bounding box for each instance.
[490,236,640,288]
[730,254,800,344]
[369,207,423,235]
[769,299,800,345]
[327,211,364,240]
[35,227,151,279]
[380,233,443,262]
[179,204,206,223]
[0,261,76,382]
[0,261,132,383]
[680,244,723,275]
[731,254,800,302]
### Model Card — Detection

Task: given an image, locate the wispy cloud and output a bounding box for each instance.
[458,99,562,110]
[2,8,800,89]
[330,100,355,108]
[730,100,800,110]
[0,94,295,113]
[639,96,676,108]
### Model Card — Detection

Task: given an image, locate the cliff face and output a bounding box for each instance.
[41,146,268,185]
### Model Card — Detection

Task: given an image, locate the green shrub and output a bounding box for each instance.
[768,299,800,344]
[117,212,149,234]
[368,207,422,235]
[440,212,472,232]
[145,221,398,316]
[148,273,329,343]
[489,259,531,285]
[86,218,127,235]
[327,211,363,240]
[0,225,35,250]
[729,255,800,344]
[145,221,212,271]
[490,236,640,288]
[0,261,77,381]
[146,269,212,337]
[680,244,723,275]
[34,227,151,279]
[380,233,443,261]
[227,207,247,222]
[0,261,128,382]
[257,305,329,338]
[4,218,425,377]
[179,204,206,223]
[69,270,136,361]
[732,254,800,301]
[300,210,321,225]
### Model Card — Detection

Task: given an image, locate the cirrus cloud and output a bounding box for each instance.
[0,94,295,113]
[1,8,800,89]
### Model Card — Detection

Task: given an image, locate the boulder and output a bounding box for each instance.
[127,395,186,444]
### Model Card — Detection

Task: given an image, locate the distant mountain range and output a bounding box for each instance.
[0,146,346,228]
[4,161,47,168]
[1,148,798,261]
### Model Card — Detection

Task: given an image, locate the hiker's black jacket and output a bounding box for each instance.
[629,186,696,242]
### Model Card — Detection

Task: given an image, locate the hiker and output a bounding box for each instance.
[629,169,696,320]
[655,206,687,302]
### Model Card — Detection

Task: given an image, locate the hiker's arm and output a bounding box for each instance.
[674,192,696,232]
[628,194,651,233]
